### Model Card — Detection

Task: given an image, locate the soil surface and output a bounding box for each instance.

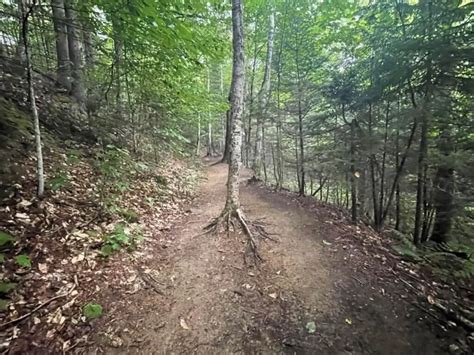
[90,161,449,354]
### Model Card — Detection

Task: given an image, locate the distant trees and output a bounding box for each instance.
[1,0,229,192]
[239,0,473,247]
[1,0,471,248]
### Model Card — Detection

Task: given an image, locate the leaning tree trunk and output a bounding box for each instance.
[51,0,71,89]
[65,0,85,105]
[21,1,44,197]
[253,11,275,178]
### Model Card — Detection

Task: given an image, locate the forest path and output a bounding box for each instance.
[93,161,445,354]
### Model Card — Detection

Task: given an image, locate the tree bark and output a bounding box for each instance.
[413,107,429,245]
[350,117,357,223]
[65,0,85,105]
[16,0,27,63]
[431,131,455,243]
[221,109,231,163]
[21,1,44,198]
[51,0,71,89]
[196,114,201,156]
[253,11,275,178]
[224,0,245,211]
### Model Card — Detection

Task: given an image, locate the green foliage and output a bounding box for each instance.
[67,149,82,165]
[15,254,31,268]
[100,223,143,257]
[96,146,136,214]
[0,299,10,310]
[0,231,15,248]
[0,97,32,141]
[83,303,103,320]
[454,259,474,280]
[47,172,69,192]
[392,244,422,263]
[154,175,168,186]
[119,209,139,223]
[0,282,16,294]
[0,254,4,263]
[97,146,132,183]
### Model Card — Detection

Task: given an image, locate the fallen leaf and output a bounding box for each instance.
[345,318,352,325]
[15,213,30,220]
[269,293,277,299]
[38,263,48,273]
[180,318,190,330]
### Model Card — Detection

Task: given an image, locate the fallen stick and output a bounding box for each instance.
[431,300,474,331]
[0,286,75,329]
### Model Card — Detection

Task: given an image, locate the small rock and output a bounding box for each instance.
[448,344,460,354]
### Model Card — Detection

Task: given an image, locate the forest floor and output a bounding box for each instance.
[87,159,458,354]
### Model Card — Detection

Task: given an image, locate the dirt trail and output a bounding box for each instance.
[92,162,446,354]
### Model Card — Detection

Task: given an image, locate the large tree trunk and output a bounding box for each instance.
[224,0,245,211]
[51,0,71,89]
[431,131,455,243]
[253,11,275,178]
[64,0,85,105]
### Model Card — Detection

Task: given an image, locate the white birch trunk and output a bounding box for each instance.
[225,0,245,211]
[21,1,44,197]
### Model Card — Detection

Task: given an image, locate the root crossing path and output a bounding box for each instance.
[92,162,446,354]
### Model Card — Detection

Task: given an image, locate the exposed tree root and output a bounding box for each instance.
[204,207,273,264]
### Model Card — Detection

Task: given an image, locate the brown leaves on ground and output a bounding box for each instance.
[0,142,201,353]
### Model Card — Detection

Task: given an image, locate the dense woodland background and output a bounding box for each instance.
[0,0,473,352]
[2,0,472,251]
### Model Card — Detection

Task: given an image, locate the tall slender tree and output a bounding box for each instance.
[253,10,275,178]
[206,0,263,261]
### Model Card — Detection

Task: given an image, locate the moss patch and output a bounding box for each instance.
[0,97,32,141]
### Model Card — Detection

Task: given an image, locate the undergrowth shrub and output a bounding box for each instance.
[100,223,143,257]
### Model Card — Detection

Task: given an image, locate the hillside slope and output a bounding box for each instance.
[0,60,201,353]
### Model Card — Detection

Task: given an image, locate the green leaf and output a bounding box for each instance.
[100,245,114,257]
[305,321,316,334]
[0,299,10,310]
[0,231,15,247]
[0,282,16,294]
[0,254,4,263]
[83,303,103,320]
[15,254,31,268]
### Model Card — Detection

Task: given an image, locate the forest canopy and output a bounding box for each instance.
[0,0,473,248]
